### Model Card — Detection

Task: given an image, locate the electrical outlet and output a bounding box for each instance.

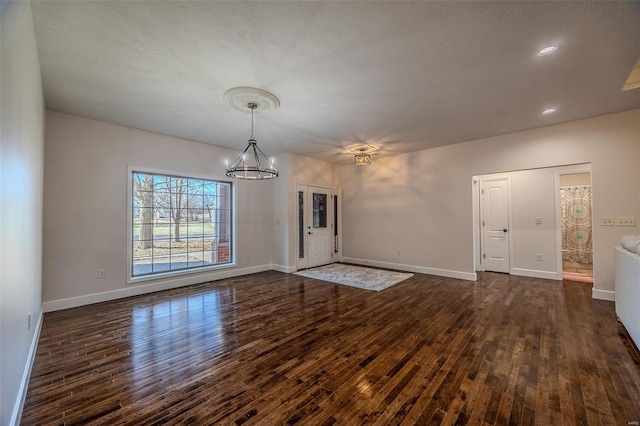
[535,217,541,225]
[615,217,636,227]
[601,217,614,226]
[98,269,106,279]
[536,253,542,261]
[397,249,401,256]
[245,251,250,259]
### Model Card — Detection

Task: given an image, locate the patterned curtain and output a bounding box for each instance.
[561,186,593,263]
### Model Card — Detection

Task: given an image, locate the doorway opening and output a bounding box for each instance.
[558,171,593,283]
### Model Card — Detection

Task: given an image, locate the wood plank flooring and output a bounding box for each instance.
[21,271,640,425]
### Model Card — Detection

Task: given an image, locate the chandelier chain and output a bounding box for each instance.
[249,102,256,140]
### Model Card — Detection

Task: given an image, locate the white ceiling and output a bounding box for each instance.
[30,1,640,164]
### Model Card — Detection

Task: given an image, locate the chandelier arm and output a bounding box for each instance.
[253,144,274,168]
[252,143,262,178]
[228,143,251,169]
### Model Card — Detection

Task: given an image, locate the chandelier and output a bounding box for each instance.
[224,88,279,180]
[354,148,371,166]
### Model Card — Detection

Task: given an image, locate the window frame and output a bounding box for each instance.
[127,166,236,284]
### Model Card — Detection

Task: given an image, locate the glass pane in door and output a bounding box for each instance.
[313,193,327,228]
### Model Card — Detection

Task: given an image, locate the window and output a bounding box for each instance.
[131,171,233,278]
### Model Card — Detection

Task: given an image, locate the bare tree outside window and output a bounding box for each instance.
[133,174,154,249]
[132,172,232,277]
[152,177,199,243]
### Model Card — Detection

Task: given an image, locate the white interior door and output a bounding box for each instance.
[481,178,511,273]
[307,186,332,268]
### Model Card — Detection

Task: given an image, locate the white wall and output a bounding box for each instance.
[271,153,291,270]
[338,109,640,298]
[43,111,274,309]
[0,2,45,424]
[509,168,558,276]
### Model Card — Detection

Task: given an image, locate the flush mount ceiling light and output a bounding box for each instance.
[537,45,560,56]
[354,148,371,166]
[542,108,557,115]
[223,87,279,180]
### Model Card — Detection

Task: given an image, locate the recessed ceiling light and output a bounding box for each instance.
[538,45,560,56]
[542,108,557,115]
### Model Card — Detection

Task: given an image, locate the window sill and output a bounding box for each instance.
[127,261,238,285]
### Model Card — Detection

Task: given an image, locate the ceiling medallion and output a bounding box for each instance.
[224,87,279,180]
[223,87,280,115]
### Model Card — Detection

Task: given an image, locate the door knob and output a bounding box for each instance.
[308,231,313,235]
[503,229,508,232]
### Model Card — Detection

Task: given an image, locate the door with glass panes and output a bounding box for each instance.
[307,186,332,268]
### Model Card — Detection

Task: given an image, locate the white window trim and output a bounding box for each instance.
[126,165,237,284]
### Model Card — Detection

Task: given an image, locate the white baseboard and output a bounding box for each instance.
[592,288,615,301]
[271,264,297,273]
[511,268,561,281]
[10,308,43,426]
[341,257,477,281]
[43,264,272,312]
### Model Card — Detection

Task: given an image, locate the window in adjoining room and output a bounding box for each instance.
[130,171,233,279]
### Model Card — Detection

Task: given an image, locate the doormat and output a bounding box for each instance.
[294,263,413,292]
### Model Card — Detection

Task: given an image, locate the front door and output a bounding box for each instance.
[481,178,511,273]
[307,186,332,268]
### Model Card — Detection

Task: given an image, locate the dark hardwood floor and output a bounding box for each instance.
[22,271,640,425]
